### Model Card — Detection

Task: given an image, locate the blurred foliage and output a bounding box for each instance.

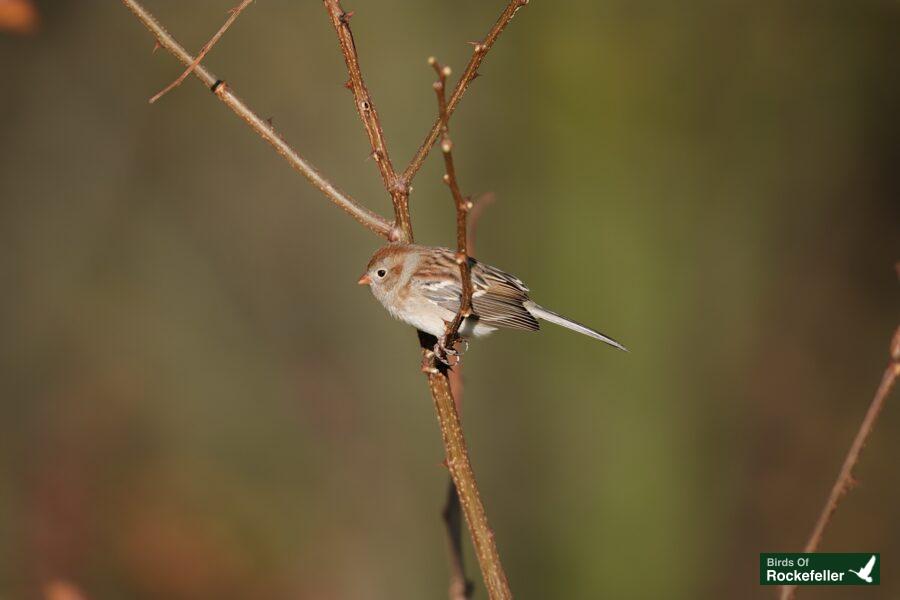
[0,1,898,599]
[0,0,38,35]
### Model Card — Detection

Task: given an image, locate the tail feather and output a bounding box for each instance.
[525,302,628,352]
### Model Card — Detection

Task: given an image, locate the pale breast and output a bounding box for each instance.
[394,294,454,338]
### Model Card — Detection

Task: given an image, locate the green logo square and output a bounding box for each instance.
[760,553,880,585]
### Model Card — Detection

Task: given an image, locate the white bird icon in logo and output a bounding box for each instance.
[848,555,877,583]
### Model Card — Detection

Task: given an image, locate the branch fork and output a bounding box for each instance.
[121,1,526,598]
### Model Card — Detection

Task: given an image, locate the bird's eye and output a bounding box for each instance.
[376,269,387,278]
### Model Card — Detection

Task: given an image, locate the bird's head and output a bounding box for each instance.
[358,244,409,302]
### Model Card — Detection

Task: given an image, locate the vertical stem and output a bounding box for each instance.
[431,59,473,343]
[423,350,512,600]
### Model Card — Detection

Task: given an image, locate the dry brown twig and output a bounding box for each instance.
[121,0,394,239]
[149,0,255,104]
[322,0,411,240]
[430,57,474,354]
[404,0,530,183]
[780,317,900,600]
[121,1,526,598]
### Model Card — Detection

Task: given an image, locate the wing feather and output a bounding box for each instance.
[416,253,539,332]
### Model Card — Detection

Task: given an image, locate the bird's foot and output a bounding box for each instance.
[433,335,468,367]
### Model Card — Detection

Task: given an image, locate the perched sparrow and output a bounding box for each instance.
[358,244,627,354]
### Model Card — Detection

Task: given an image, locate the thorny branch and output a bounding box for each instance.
[322,0,411,242]
[318,2,520,597]
[120,0,394,239]
[780,321,900,600]
[149,0,255,104]
[430,58,474,351]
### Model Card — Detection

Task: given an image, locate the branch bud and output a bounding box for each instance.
[441,140,453,153]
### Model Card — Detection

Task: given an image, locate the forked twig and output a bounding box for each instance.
[402,0,529,184]
[780,322,900,600]
[322,0,411,241]
[121,0,394,239]
[149,0,254,104]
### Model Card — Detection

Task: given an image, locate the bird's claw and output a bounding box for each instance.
[432,335,468,367]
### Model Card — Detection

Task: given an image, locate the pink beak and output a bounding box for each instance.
[357,274,371,285]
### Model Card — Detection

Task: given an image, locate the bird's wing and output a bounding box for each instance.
[418,257,539,332]
[861,555,876,576]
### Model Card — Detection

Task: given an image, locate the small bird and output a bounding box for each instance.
[358,244,627,356]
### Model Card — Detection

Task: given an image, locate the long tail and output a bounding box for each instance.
[525,302,628,352]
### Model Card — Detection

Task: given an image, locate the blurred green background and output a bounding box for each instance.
[1,1,898,598]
